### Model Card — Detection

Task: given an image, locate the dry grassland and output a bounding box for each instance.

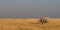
[0,18,60,30]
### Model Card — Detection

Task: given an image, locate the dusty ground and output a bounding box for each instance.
[0,18,60,30]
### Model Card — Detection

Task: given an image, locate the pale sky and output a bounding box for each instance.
[0,0,60,18]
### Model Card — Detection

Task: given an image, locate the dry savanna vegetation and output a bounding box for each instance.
[0,17,60,30]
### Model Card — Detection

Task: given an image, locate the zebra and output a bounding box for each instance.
[38,17,50,24]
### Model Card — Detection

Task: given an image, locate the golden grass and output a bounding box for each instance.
[0,18,60,30]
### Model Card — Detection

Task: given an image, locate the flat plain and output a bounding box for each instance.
[0,18,60,30]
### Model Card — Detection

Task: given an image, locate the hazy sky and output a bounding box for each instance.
[0,0,60,18]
